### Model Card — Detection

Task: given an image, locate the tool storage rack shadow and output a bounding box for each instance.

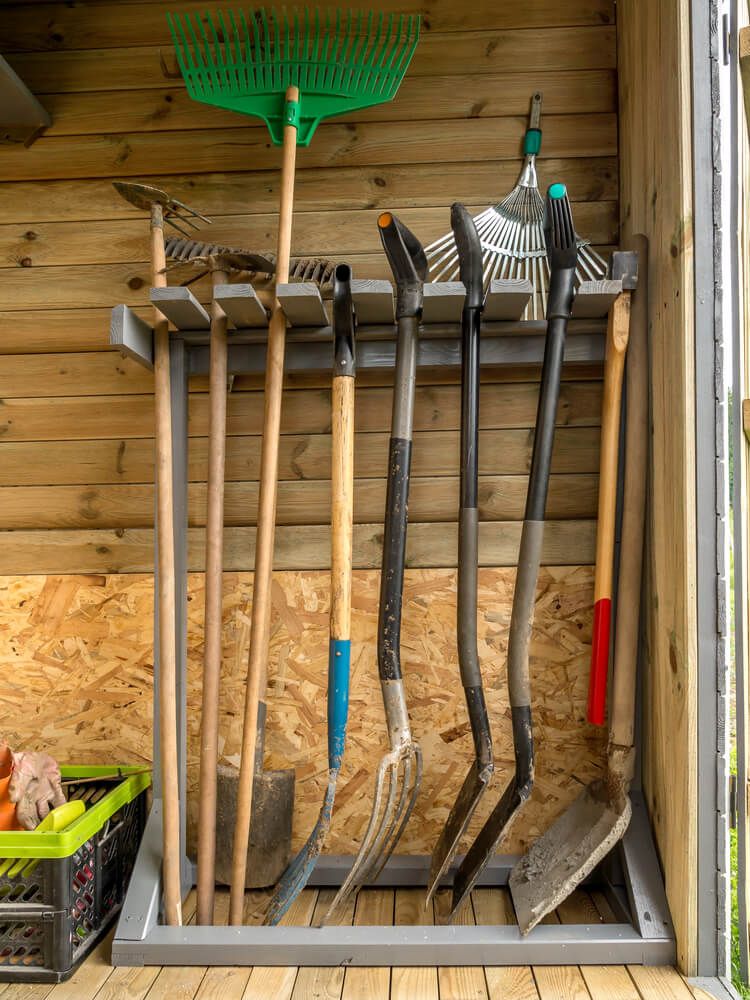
[109,275,675,968]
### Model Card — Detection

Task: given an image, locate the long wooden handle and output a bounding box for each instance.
[610,236,648,751]
[196,267,229,926]
[331,376,355,642]
[151,204,182,926]
[587,291,632,725]
[229,85,299,925]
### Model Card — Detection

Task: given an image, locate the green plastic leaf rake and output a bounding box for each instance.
[167,7,420,146]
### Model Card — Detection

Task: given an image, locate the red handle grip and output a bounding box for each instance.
[588,597,611,725]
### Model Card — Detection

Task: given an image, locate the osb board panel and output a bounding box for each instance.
[0,569,603,855]
[619,0,696,972]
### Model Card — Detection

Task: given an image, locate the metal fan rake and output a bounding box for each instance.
[425,93,607,319]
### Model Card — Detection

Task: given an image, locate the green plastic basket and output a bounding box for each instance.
[0,766,150,860]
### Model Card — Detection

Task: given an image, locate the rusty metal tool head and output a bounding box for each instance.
[113,181,211,237]
[164,235,336,288]
[319,213,427,926]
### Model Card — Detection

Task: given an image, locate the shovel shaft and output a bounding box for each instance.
[230,86,298,926]
[378,314,418,688]
[611,238,647,750]
[329,370,354,769]
[588,292,632,726]
[196,267,230,926]
[458,304,491,763]
[151,204,183,928]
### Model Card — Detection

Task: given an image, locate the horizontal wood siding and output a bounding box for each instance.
[0,0,615,572]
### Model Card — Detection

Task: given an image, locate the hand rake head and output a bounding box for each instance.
[168,7,420,146]
[112,181,211,237]
[318,738,422,925]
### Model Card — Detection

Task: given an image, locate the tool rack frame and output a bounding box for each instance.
[110,276,676,968]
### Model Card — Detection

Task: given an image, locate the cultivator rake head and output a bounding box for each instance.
[318,739,422,925]
[113,181,211,237]
[164,236,336,287]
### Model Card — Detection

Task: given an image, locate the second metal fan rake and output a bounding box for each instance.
[425,93,607,319]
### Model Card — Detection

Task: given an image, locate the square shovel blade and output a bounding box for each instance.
[508,779,632,934]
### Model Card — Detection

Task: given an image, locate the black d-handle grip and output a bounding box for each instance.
[378,211,429,318]
[333,262,355,376]
[451,202,483,310]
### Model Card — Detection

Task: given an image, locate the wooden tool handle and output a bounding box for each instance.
[587,291,632,726]
[196,267,229,926]
[229,85,299,925]
[610,236,648,751]
[331,376,355,641]
[151,203,182,926]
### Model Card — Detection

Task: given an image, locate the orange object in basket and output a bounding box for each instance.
[0,743,23,831]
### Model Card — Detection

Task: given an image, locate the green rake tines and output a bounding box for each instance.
[168,7,420,146]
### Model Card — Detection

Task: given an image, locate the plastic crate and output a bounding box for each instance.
[0,765,150,983]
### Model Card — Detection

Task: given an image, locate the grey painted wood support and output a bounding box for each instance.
[483,278,534,320]
[421,281,466,323]
[150,287,211,330]
[277,282,329,326]
[350,278,395,324]
[111,305,153,369]
[213,283,268,328]
[572,279,623,318]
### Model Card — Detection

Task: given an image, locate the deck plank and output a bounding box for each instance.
[581,966,640,1000]
[473,889,540,1000]
[533,966,590,1000]
[627,966,696,1000]
[434,890,488,1000]
[241,890,317,1000]
[341,890,393,1000]
[289,889,356,1000]
[391,889,438,1000]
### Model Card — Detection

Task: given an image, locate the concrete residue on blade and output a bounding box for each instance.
[509,780,632,933]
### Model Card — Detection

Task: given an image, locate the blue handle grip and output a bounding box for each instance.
[328,639,351,769]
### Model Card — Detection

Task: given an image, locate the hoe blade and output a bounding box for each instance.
[509,780,632,934]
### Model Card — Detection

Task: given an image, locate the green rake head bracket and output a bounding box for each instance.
[167,7,420,146]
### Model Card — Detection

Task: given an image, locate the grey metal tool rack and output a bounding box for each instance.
[110,275,675,967]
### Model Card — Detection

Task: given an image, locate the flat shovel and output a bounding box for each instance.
[509,238,645,934]
[447,184,578,922]
[426,203,493,903]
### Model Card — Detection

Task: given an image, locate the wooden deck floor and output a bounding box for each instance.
[0,888,720,1000]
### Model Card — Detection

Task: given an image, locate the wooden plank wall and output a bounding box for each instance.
[0,0,616,885]
[618,0,697,976]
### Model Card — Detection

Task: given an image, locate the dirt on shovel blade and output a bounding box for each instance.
[508,780,632,934]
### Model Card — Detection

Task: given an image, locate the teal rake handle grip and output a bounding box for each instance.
[328,640,351,769]
[523,91,543,155]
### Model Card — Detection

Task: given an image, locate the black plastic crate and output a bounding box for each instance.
[0,767,149,983]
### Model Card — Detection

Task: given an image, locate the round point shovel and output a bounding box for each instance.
[426,203,493,904]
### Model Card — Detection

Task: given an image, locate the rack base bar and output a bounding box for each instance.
[113,791,675,967]
[112,922,675,969]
